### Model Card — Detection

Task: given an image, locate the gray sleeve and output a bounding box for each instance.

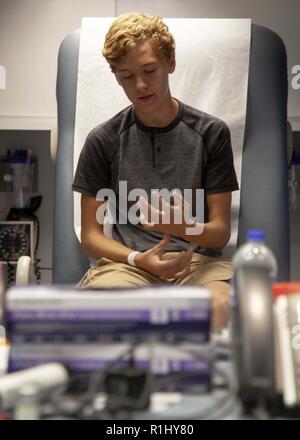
[203,123,239,195]
[72,129,111,197]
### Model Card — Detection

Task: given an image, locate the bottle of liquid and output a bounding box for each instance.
[232,229,277,280]
[231,230,278,407]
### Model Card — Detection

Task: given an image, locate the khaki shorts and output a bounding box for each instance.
[78,252,232,288]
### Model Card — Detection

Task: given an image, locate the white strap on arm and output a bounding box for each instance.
[127,251,141,267]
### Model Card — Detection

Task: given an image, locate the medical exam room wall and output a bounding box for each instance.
[0,0,299,282]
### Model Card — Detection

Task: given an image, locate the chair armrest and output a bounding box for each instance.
[16,256,35,286]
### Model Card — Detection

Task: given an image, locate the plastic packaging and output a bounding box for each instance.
[232,229,277,279]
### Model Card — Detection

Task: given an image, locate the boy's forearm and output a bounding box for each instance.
[81,229,135,264]
[179,220,230,250]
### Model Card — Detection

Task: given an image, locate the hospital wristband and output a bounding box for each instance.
[127,251,141,267]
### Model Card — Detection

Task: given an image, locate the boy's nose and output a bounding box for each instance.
[135,75,148,91]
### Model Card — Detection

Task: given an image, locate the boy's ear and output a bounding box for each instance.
[169,55,176,74]
[115,73,121,86]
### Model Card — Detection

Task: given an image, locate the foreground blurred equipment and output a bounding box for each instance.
[231,265,278,414]
[231,231,300,416]
[231,230,278,413]
[5,286,213,400]
[232,230,278,280]
[273,283,300,409]
[2,285,229,419]
[0,363,69,411]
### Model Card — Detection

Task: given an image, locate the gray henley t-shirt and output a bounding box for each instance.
[72,99,239,257]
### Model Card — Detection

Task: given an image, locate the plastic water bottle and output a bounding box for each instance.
[232,230,277,280]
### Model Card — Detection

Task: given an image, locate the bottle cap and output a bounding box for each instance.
[246,229,265,241]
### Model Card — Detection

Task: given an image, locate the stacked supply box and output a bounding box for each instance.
[8,342,212,394]
[5,285,212,393]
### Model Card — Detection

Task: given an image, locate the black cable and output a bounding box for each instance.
[95,343,232,420]
[31,215,41,284]
[48,342,144,420]
[34,215,40,253]
[44,341,236,420]
[84,342,140,402]
[34,257,41,284]
[3,258,15,286]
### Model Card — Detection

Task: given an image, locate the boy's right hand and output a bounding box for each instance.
[134,234,193,281]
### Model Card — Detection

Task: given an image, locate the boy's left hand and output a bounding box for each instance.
[136,190,203,238]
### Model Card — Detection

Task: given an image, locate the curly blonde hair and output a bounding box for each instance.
[102,12,175,72]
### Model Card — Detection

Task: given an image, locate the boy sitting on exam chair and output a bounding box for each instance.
[72,12,239,329]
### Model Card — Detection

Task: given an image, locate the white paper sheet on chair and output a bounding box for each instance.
[74,17,251,259]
